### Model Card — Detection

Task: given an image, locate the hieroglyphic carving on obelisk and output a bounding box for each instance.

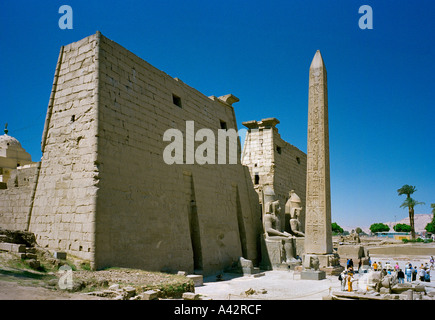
[304,50,332,255]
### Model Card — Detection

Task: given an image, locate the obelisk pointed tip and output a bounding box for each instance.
[310,50,325,70]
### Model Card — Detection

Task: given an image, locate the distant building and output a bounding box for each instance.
[375,231,410,240]
[0,125,36,185]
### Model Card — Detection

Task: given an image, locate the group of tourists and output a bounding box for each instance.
[371,259,432,283]
[338,256,433,292]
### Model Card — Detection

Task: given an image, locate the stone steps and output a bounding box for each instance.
[0,242,40,269]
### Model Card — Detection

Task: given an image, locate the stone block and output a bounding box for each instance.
[260,237,283,270]
[27,259,40,269]
[0,242,26,253]
[54,251,67,260]
[294,237,305,258]
[123,286,136,299]
[300,270,326,280]
[186,275,203,287]
[182,292,200,300]
[141,290,159,300]
[24,253,37,260]
[337,245,365,261]
[26,247,36,254]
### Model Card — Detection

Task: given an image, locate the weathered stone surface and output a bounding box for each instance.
[337,245,365,261]
[186,275,203,287]
[27,259,40,269]
[305,50,332,256]
[0,242,26,253]
[0,228,36,247]
[300,270,326,280]
[123,286,136,298]
[141,290,159,300]
[182,292,200,300]
[241,118,307,233]
[54,251,67,260]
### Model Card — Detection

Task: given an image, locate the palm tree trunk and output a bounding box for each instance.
[409,207,415,240]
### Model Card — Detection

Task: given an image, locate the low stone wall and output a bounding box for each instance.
[367,244,435,257]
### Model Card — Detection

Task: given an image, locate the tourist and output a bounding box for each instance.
[368,257,372,268]
[373,261,378,271]
[405,265,412,282]
[419,267,426,282]
[378,261,382,270]
[347,270,354,292]
[424,269,430,282]
[339,270,347,291]
[395,262,400,271]
[397,269,405,284]
[381,268,387,278]
[430,256,434,270]
[412,266,417,281]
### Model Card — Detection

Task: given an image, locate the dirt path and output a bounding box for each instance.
[0,278,109,300]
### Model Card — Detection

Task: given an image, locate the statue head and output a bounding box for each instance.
[263,185,276,205]
[269,200,281,216]
[288,190,303,218]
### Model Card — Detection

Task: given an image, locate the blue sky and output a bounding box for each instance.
[1,0,434,230]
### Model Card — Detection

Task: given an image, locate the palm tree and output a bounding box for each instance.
[397,185,417,198]
[397,185,420,240]
[399,197,425,239]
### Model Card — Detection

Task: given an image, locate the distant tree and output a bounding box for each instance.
[370,223,390,234]
[393,223,411,232]
[425,203,435,234]
[355,227,363,234]
[397,184,424,240]
[331,222,344,234]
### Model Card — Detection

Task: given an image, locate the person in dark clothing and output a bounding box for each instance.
[397,269,405,283]
[412,266,417,281]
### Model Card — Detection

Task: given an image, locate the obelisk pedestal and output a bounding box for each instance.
[302,50,343,278]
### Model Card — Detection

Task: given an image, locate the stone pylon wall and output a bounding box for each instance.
[27,32,261,274]
[94,34,260,274]
[28,34,99,262]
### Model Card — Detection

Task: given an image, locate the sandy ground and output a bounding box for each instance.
[195,255,434,300]
[195,270,341,300]
[0,254,432,300]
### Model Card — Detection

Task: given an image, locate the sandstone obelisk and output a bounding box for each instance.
[305,50,332,256]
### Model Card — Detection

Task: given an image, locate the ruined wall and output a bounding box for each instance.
[0,165,38,231]
[241,126,275,193]
[94,34,260,274]
[28,35,99,261]
[273,129,307,231]
[241,119,307,232]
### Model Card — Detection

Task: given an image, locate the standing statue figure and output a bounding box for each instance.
[285,190,305,237]
[263,199,298,264]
